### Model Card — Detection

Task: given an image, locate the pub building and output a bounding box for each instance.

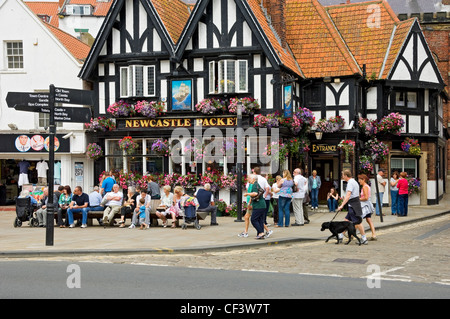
[79,0,447,206]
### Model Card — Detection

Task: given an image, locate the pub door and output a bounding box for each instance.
[310,157,336,203]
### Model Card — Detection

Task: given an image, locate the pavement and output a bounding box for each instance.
[1,194,449,258]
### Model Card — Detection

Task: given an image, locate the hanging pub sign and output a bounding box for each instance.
[117,116,238,130]
[283,85,293,118]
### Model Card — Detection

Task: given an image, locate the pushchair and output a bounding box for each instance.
[180,196,207,230]
[14,197,38,227]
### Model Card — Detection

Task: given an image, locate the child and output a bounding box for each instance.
[327,187,339,212]
[138,198,148,230]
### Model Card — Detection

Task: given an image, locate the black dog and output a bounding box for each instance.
[320,221,362,245]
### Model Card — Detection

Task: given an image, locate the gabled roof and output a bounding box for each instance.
[151,0,191,44]
[286,0,361,78]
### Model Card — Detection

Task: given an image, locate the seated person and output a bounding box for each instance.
[155,185,174,227]
[57,185,72,228]
[194,183,218,226]
[35,187,58,227]
[129,189,151,229]
[89,186,104,212]
[327,187,339,213]
[102,184,123,226]
[119,186,139,228]
[67,186,90,228]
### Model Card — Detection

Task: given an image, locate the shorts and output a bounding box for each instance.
[345,206,363,225]
[246,205,253,216]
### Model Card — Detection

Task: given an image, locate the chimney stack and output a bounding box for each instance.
[262,0,287,49]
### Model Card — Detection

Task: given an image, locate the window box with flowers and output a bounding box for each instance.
[316,115,345,133]
[401,138,421,156]
[253,112,280,129]
[228,97,260,115]
[107,100,134,117]
[195,98,226,114]
[86,143,103,161]
[119,136,139,155]
[378,112,405,136]
[135,100,165,118]
[85,117,116,132]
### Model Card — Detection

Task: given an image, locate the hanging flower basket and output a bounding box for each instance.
[119,136,139,155]
[86,143,103,160]
[253,112,280,129]
[338,139,356,162]
[195,98,226,114]
[263,140,289,165]
[407,176,421,195]
[365,138,389,163]
[359,155,374,175]
[401,138,421,155]
[151,139,170,156]
[184,138,205,161]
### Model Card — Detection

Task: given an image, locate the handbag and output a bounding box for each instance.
[252,183,265,202]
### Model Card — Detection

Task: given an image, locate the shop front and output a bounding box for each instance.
[0,133,70,204]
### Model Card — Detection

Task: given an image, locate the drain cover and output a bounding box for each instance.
[333,258,368,264]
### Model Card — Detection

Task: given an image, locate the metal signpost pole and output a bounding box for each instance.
[46,84,56,246]
[235,104,243,222]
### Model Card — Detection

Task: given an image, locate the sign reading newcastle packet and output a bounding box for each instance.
[5,85,95,246]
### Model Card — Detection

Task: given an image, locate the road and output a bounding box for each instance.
[0,215,449,301]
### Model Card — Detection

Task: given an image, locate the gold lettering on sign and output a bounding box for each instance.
[312,144,337,153]
[125,117,235,129]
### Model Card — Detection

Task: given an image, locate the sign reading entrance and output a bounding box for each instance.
[119,117,238,130]
[311,143,338,154]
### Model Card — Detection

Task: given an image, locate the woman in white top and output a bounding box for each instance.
[358,174,377,241]
[271,175,281,225]
[155,185,174,227]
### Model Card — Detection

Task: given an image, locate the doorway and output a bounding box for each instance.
[311,157,338,203]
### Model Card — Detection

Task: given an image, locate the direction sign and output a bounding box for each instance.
[6,92,49,108]
[14,104,92,123]
[6,88,95,109]
[54,87,95,106]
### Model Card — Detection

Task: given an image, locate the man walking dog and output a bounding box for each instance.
[337,170,368,245]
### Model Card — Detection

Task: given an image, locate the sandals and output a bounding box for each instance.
[255,235,265,240]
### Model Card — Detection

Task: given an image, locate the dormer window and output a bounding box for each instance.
[66,5,92,16]
[209,59,248,94]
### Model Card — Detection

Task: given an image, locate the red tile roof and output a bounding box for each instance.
[150,0,191,44]
[44,22,92,63]
[25,1,60,27]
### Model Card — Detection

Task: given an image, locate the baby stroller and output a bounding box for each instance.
[180,196,207,230]
[14,197,38,227]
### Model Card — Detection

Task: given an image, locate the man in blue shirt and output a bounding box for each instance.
[67,186,90,228]
[100,172,115,196]
[195,183,218,226]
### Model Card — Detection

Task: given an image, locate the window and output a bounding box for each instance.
[39,113,62,128]
[66,5,92,15]
[395,91,417,108]
[391,158,417,177]
[209,60,248,94]
[120,65,156,98]
[5,41,23,69]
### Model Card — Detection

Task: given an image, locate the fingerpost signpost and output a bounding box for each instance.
[6,84,94,246]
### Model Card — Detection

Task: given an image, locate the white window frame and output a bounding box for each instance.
[5,41,24,70]
[209,59,248,94]
[391,157,417,177]
[119,65,156,98]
